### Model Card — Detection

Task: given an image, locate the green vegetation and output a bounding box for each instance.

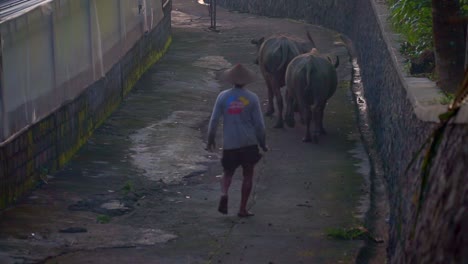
[388,0,468,58]
[39,167,49,184]
[439,91,455,105]
[389,0,433,58]
[326,226,368,240]
[122,180,134,195]
[338,80,350,89]
[96,215,111,224]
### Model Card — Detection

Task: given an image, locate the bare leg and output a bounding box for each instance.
[221,169,234,196]
[218,169,235,214]
[238,164,255,217]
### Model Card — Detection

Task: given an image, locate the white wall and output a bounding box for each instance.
[0,0,164,141]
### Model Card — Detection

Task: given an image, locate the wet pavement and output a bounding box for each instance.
[0,0,375,263]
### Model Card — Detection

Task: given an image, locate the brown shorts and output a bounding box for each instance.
[221,145,262,171]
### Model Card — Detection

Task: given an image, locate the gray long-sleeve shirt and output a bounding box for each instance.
[207,87,266,150]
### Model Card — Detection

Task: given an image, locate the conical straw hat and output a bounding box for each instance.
[219,63,257,86]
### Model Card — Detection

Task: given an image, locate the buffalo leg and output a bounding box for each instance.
[284,88,295,128]
[311,106,320,143]
[273,83,284,128]
[295,100,304,125]
[296,89,307,125]
[318,104,327,135]
[302,107,312,142]
[264,78,275,116]
[294,89,312,142]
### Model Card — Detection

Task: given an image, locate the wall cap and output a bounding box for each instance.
[371,0,467,124]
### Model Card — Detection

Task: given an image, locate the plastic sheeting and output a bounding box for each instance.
[0,0,164,142]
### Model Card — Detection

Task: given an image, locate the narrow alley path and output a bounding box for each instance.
[0,1,373,263]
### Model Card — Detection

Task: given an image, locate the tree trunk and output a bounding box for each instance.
[432,0,466,93]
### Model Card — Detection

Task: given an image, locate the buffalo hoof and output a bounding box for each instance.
[265,110,274,117]
[294,104,300,113]
[302,136,318,143]
[285,120,295,128]
[273,121,284,129]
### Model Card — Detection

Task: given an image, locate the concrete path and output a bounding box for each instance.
[0,0,372,263]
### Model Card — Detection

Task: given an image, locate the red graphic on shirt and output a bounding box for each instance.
[227,101,245,114]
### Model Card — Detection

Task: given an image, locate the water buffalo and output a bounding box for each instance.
[284,49,339,143]
[251,32,316,128]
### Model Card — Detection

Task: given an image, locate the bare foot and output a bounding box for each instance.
[218,195,228,214]
[237,211,255,217]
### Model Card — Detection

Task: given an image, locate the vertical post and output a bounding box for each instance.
[213,0,216,30]
[209,0,218,32]
[0,33,4,141]
[87,0,95,81]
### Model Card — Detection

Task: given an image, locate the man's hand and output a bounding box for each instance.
[206,140,216,152]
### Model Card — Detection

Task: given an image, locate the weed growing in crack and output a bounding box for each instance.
[96,215,111,224]
[122,180,134,195]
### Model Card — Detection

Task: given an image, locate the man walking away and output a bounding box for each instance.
[206,63,268,217]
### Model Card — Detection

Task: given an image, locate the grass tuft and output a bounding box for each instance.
[122,181,134,195]
[96,215,111,224]
[439,91,454,105]
[326,226,368,240]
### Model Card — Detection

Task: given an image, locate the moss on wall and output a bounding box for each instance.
[123,36,172,96]
[0,15,172,209]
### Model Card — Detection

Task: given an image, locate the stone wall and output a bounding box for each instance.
[397,123,467,263]
[216,0,467,262]
[0,1,172,209]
